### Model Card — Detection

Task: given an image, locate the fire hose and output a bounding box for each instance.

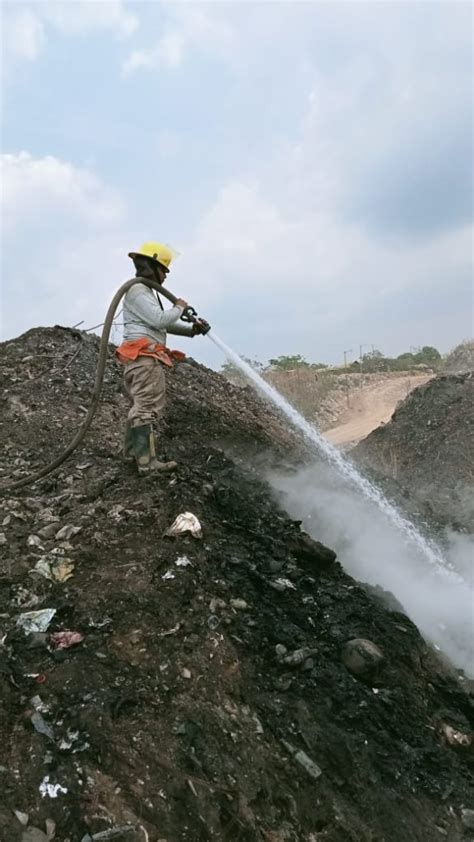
[0,277,210,494]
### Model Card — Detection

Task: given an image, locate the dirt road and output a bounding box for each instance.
[324,373,433,447]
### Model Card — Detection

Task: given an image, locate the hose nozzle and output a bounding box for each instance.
[181,306,211,335]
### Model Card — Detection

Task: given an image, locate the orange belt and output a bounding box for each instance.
[116,338,186,368]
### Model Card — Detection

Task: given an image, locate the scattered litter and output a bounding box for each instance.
[58,728,89,753]
[175,555,193,567]
[33,555,75,583]
[30,712,55,741]
[39,775,67,799]
[230,598,248,611]
[14,809,29,825]
[45,819,56,838]
[17,609,56,634]
[207,615,220,630]
[11,586,40,609]
[165,512,202,539]
[440,723,472,749]
[161,570,176,581]
[49,631,84,650]
[31,695,50,713]
[281,740,322,780]
[55,524,81,541]
[270,577,296,592]
[158,623,180,637]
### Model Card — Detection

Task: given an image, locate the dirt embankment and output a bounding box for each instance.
[0,327,473,842]
[265,369,432,437]
[354,373,474,531]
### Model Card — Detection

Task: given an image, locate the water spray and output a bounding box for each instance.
[207,331,462,583]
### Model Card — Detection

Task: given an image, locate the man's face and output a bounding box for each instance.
[154,264,167,285]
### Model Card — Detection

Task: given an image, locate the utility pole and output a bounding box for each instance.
[343,349,352,408]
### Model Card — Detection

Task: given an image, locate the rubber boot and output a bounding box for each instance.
[130,424,177,475]
[123,422,134,461]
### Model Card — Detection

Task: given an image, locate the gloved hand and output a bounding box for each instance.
[192,318,211,336]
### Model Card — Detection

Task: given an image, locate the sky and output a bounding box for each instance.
[1,0,472,369]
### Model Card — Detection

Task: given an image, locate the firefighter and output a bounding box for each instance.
[116,242,208,474]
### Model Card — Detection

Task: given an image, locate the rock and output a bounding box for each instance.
[230,598,248,611]
[21,829,49,842]
[461,809,474,830]
[275,644,288,658]
[341,638,384,678]
[0,532,7,545]
[37,523,59,539]
[14,809,29,825]
[282,647,317,668]
[55,524,82,540]
[181,668,192,679]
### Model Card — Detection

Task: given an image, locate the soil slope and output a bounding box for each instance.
[0,327,473,842]
[354,373,474,530]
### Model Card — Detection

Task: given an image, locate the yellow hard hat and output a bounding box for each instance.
[128,241,174,272]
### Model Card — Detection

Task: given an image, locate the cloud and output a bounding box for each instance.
[1,152,130,340]
[41,0,138,39]
[121,4,234,76]
[1,0,137,74]
[2,7,45,63]
[1,152,124,232]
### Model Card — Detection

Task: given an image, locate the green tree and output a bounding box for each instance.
[268,354,310,369]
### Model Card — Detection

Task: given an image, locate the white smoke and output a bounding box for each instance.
[269,463,474,676]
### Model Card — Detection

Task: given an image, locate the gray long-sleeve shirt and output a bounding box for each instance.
[123,280,193,345]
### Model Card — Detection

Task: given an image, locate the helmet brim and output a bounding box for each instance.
[128,252,170,273]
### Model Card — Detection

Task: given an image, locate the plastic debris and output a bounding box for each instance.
[39,775,67,799]
[440,723,472,749]
[165,512,202,539]
[33,555,75,583]
[55,524,81,541]
[281,740,322,780]
[49,630,84,650]
[175,555,193,567]
[30,712,54,741]
[161,570,175,581]
[270,577,296,592]
[17,609,56,634]
[207,615,220,630]
[31,695,50,713]
[46,819,56,838]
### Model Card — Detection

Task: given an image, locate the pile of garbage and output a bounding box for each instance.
[0,327,473,841]
[354,373,474,530]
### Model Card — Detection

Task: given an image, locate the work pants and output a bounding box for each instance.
[123,356,166,428]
